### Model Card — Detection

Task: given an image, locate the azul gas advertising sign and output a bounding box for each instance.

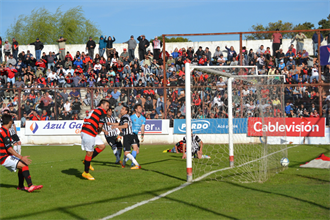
[248,117,325,137]
[173,119,248,134]
[25,120,170,135]
[25,121,83,135]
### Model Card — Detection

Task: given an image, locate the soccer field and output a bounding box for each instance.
[0,144,329,220]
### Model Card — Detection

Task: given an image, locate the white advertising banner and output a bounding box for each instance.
[25,119,170,136]
[267,127,330,145]
[25,120,83,136]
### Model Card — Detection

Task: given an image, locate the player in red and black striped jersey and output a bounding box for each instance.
[81,99,110,180]
[0,114,42,192]
[165,140,185,153]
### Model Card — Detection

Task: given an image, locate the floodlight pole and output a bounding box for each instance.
[228,77,234,167]
[185,63,193,182]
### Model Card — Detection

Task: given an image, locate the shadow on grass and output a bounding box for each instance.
[295,174,330,183]
[222,181,330,210]
[141,168,186,182]
[61,168,85,180]
[89,160,121,168]
[0,183,17,189]
[4,183,238,219]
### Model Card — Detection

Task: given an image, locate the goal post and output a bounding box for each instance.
[184,63,287,183]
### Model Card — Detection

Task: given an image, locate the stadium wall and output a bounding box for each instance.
[17,39,327,58]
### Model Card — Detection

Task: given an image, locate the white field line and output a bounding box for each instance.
[101,144,299,219]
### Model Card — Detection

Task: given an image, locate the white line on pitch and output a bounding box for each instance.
[100,182,191,220]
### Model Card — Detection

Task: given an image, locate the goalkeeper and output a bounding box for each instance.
[103,108,123,164]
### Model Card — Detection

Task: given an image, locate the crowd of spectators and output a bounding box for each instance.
[0,33,329,126]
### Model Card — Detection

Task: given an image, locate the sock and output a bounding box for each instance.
[84,155,92,173]
[13,145,18,154]
[126,153,139,166]
[18,145,21,155]
[117,148,122,161]
[131,151,137,166]
[112,147,120,162]
[131,151,137,158]
[92,147,103,159]
[18,170,24,188]
[22,166,32,187]
[122,155,127,166]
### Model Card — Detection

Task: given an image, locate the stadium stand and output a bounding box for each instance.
[0,35,329,127]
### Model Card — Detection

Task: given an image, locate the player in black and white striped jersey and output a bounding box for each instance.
[2,110,22,155]
[102,108,123,164]
[111,106,141,169]
[181,133,204,159]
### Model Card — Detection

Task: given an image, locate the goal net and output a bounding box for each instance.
[184,63,288,183]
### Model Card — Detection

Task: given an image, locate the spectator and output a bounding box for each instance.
[29,38,44,60]
[98,35,107,57]
[12,38,19,60]
[104,35,116,60]
[56,36,67,61]
[86,37,96,59]
[291,32,307,54]
[225,45,236,62]
[271,29,282,56]
[256,45,265,56]
[286,57,295,70]
[137,35,150,61]
[3,39,11,63]
[152,36,162,61]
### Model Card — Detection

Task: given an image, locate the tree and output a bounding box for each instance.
[6,6,101,45]
[246,20,294,40]
[293,22,315,38]
[318,14,330,36]
[149,36,191,43]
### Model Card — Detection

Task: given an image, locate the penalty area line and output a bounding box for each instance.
[100,182,191,220]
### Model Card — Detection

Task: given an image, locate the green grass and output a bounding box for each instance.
[0,144,329,220]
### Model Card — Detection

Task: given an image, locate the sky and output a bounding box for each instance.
[0,0,329,43]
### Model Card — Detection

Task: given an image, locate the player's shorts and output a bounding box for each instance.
[106,136,123,148]
[11,134,20,144]
[123,134,138,152]
[2,155,20,172]
[81,132,104,152]
[132,133,140,148]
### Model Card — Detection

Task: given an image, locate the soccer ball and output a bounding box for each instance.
[280,157,289,167]
[116,135,122,142]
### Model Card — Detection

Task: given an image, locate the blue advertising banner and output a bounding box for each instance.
[173,119,247,134]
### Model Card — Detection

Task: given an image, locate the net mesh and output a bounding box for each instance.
[188,66,288,183]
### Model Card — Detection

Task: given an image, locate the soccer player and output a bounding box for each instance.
[129,104,146,165]
[103,108,123,164]
[165,140,185,153]
[2,110,21,155]
[81,99,110,180]
[112,106,141,169]
[0,114,43,192]
[181,133,205,159]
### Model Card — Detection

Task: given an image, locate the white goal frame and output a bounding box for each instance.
[184,63,285,182]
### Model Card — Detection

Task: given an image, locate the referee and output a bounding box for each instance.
[103,108,123,164]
